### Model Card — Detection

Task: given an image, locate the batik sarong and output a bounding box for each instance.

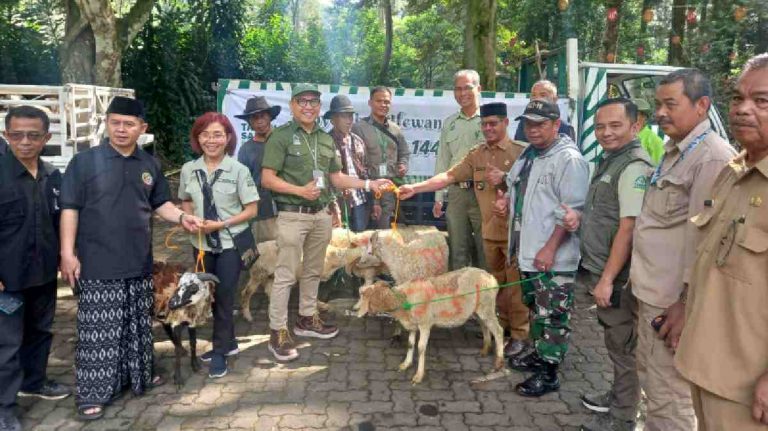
[75,275,154,405]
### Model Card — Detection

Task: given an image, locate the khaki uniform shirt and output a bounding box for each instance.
[434,110,484,202]
[262,120,342,207]
[447,137,525,242]
[178,156,260,251]
[630,120,735,308]
[352,116,410,180]
[675,151,768,406]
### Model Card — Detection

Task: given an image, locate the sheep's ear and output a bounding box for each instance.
[196,272,220,284]
[345,256,361,275]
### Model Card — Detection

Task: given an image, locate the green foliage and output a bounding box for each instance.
[123,0,214,166]
[0,0,60,84]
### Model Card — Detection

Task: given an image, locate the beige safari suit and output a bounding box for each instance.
[630,119,735,430]
[675,151,768,430]
[447,137,529,340]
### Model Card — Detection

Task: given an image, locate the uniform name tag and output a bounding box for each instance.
[600,174,611,183]
[378,163,387,177]
[292,135,301,146]
[313,169,325,189]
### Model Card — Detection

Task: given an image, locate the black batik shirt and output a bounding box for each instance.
[0,153,61,291]
[59,142,171,280]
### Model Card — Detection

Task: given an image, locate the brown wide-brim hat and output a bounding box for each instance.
[235,96,281,120]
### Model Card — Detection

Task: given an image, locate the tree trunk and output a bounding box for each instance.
[463,0,497,90]
[378,0,393,84]
[60,0,95,84]
[60,0,154,87]
[668,0,686,66]
[602,0,623,62]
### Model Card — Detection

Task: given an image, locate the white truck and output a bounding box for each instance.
[0,84,152,170]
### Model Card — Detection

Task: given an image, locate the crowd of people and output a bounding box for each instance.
[0,53,766,431]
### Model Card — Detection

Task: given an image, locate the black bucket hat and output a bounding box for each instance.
[323,95,356,120]
[235,96,281,120]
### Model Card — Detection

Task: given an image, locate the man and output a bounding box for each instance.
[629,68,735,430]
[236,96,281,243]
[399,102,530,357]
[325,95,370,232]
[59,97,201,420]
[675,54,768,430]
[261,84,392,362]
[513,80,575,142]
[433,69,486,271]
[632,98,665,165]
[571,99,652,431]
[352,86,410,229]
[501,99,589,397]
[0,106,69,431]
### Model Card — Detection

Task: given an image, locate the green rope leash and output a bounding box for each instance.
[398,272,548,311]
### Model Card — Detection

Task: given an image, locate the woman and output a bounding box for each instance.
[178,112,259,378]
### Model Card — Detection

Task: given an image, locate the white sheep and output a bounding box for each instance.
[357,267,505,384]
[360,229,449,286]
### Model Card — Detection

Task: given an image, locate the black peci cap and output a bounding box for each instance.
[106,96,146,120]
[480,102,508,117]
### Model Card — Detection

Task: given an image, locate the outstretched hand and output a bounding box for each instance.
[485,163,506,186]
[398,185,416,200]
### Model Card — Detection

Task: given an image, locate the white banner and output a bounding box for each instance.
[222,86,569,178]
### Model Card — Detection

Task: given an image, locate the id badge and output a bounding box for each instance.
[514,219,522,232]
[0,292,23,315]
[378,163,387,177]
[313,170,325,189]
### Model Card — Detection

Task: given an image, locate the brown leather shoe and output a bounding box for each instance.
[293,314,339,339]
[269,328,298,362]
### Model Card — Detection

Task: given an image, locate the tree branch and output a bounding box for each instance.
[117,0,155,49]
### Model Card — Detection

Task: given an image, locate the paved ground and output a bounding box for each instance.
[18,219,638,431]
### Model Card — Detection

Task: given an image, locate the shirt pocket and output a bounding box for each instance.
[717,225,768,283]
[212,180,239,211]
[317,146,336,171]
[0,187,25,226]
[661,175,689,219]
[284,144,310,171]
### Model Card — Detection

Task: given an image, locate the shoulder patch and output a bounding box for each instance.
[633,175,648,191]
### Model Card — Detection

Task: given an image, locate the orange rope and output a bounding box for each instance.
[195,228,206,273]
[374,184,401,232]
[164,226,181,249]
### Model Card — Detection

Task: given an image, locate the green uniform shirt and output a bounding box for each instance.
[434,109,484,202]
[178,155,260,251]
[261,120,342,207]
[637,125,665,166]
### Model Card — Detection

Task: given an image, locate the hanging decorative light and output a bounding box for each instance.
[700,43,710,54]
[508,36,517,48]
[671,34,682,45]
[606,52,616,63]
[558,0,569,12]
[636,45,645,57]
[642,8,654,23]
[607,7,619,22]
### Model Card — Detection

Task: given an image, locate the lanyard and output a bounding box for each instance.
[650,130,710,186]
[298,130,319,170]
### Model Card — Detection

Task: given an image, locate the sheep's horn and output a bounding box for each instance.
[196,272,220,284]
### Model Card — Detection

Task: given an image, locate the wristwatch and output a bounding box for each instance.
[178,212,185,225]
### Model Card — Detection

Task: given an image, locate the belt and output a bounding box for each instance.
[457,180,474,189]
[277,203,326,214]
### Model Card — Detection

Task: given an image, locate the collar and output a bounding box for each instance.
[103,140,140,159]
[366,115,389,128]
[330,128,349,142]
[290,119,322,134]
[666,119,711,154]
[458,108,480,120]
[483,136,513,151]
[7,152,51,179]
[191,155,235,173]
[733,150,768,179]
[602,139,642,158]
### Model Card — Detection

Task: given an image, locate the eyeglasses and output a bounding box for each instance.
[481,120,501,128]
[199,132,227,141]
[6,131,46,142]
[295,98,321,108]
[454,85,477,93]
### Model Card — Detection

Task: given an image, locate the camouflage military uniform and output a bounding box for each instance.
[522,272,575,364]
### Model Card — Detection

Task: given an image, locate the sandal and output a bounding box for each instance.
[147,374,166,390]
[77,404,104,421]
